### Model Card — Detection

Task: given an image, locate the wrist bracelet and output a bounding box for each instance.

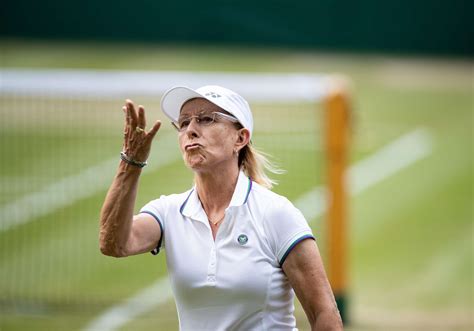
[120,152,147,168]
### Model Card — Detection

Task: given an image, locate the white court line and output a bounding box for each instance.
[83,127,434,331]
[295,127,434,219]
[348,128,433,195]
[0,133,180,233]
[85,278,173,331]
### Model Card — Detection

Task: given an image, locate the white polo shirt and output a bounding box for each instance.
[140,171,314,331]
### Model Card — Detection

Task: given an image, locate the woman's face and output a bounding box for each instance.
[178,98,247,172]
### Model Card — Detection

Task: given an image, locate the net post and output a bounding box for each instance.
[323,75,351,324]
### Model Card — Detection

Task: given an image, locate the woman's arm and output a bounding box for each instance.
[99,100,161,257]
[282,239,343,331]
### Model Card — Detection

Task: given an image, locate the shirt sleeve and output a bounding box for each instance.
[139,196,168,255]
[263,197,315,266]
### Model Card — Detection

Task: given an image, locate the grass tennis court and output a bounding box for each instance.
[0,40,472,331]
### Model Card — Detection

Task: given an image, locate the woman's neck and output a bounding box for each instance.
[195,165,239,215]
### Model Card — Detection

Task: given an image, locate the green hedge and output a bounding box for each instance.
[2,0,472,55]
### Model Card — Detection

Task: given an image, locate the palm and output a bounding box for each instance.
[122,99,161,163]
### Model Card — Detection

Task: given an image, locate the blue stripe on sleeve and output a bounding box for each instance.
[139,211,164,255]
[279,234,315,266]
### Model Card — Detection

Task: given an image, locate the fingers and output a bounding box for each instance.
[126,100,147,131]
[126,99,138,128]
[137,105,146,129]
[122,105,127,125]
[147,120,162,140]
[122,100,161,160]
[122,106,130,150]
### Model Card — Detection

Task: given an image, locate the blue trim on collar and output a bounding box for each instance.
[244,178,252,204]
[180,174,251,217]
[179,188,194,215]
[279,234,315,267]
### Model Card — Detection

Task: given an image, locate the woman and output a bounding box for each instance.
[99,85,343,331]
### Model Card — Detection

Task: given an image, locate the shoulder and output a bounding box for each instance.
[249,181,297,216]
[141,188,194,213]
[247,181,306,233]
[249,182,313,263]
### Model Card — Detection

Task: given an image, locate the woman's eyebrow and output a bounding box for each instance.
[179,109,214,118]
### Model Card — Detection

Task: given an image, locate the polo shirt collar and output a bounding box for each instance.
[228,170,253,208]
[180,171,252,221]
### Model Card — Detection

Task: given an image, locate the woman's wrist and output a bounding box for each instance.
[120,151,147,168]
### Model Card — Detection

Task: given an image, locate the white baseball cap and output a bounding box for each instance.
[161,85,254,138]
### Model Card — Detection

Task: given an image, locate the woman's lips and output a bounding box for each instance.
[185,143,202,151]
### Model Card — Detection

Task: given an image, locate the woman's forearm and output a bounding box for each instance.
[99,161,142,257]
[312,308,344,331]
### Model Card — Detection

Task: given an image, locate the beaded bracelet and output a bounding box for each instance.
[120,152,147,168]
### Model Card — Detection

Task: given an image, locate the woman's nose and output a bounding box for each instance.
[185,118,200,138]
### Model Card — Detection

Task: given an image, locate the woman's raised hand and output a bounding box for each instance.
[122,99,161,163]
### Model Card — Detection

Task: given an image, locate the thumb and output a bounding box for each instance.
[147,120,162,140]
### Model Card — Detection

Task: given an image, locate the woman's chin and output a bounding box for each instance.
[184,155,206,169]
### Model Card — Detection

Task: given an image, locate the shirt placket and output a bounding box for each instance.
[205,210,231,285]
[206,245,217,285]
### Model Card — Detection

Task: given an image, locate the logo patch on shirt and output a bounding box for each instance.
[237,234,248,245]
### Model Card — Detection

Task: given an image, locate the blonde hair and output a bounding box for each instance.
[238,143,284,189]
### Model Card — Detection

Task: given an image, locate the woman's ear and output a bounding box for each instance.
[235,128,251,151]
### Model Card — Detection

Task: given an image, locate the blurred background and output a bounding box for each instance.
[1,1,472,330]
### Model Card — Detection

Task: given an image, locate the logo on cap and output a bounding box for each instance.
[205,92,221,98]
[237,234,248,245]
